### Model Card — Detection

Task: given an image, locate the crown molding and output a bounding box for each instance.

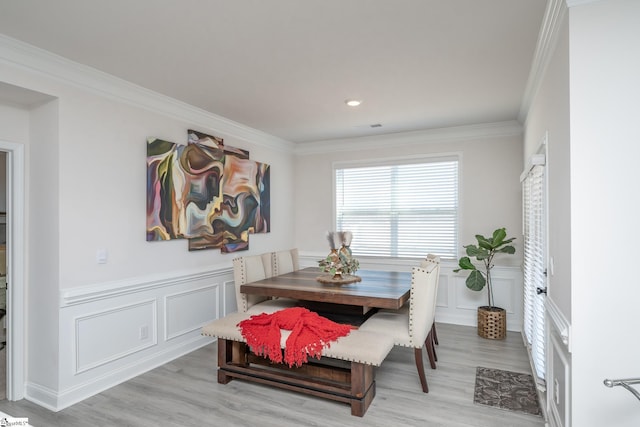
[519,0,605,123]
[294,120,523,156]
[0,34,294,153]
[518,0,568,124]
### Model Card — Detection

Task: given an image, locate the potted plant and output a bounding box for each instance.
[454,227,516,339]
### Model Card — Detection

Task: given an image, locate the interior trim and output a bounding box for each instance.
[60,266,231,307]
[519,0,568,124]
[546,297,571,352]
[0,34,294,152]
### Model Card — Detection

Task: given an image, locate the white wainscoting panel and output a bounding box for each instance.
[547,298,572,427]
[75,299,158,374]
[47,266,233,412]
[165,285,219,341]
[439,264,522,332]
[436,273,449,308]
[223,280,237,316]
[454,274,484,311]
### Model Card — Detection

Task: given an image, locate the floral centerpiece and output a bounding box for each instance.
[318,231,360,282]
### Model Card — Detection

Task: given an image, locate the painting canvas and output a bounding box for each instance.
[219,157,270,252]
[147,130,270,254]
[189,148,270,252]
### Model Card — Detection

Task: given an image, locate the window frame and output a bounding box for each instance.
[332,153,461,260]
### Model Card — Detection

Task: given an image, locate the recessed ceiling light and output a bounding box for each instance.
[345,99,362,107]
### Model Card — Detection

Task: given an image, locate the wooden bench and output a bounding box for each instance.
[201,311,394,416]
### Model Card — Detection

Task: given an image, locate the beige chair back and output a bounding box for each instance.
[408,261,440,347]
[420,254,440,316]
[272,248,300,276]
[233,255,271,313]
[419,253,440,268]
[261,252,274,279]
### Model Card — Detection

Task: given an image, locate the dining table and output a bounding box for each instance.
[209,266,413,416]
[241,266,411,324]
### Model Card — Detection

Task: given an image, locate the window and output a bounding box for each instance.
[334,156,459,259]
[522,158,546,384]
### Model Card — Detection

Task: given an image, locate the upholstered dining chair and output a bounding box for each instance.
[359,261,440,393]
[420,254,441,350]
[233,254,298,315]
[272,248,300,276]
[266,248,301,308]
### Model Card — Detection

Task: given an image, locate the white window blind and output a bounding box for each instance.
[522,162,546,383]
[335,157,458,259]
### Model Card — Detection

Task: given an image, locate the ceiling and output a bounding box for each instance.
[0,0,547,143]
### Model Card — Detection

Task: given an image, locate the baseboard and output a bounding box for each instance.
[436,310,523,333]
[27,335,213,412]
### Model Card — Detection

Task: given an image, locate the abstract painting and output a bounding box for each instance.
[146,130,270,253]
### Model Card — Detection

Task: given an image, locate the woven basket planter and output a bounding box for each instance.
[477,306,506,340]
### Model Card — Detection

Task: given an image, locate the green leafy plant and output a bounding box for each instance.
[453,228,516,308]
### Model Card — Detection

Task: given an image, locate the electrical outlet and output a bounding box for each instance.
[139,325,149,340]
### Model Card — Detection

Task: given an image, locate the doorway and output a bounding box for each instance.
[0,151,6,400]
[0,81,55,401]
[0,140,25,401]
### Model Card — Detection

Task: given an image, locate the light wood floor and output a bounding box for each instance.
[0,323,546,426]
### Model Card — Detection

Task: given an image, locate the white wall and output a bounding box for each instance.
[523,2,572,425]
[0,36,296,409]
[294,123,525,265]
[0,103,29,222]
[524,8,572,322]
[527,1,640,425]
[52,86,295,287]
[569,1,640,426]
[0,103,30,144]
[28,99,61,395]
[0,102,28,236]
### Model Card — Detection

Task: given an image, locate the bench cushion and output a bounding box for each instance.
[359,308,412,347]
[202,312,394,366]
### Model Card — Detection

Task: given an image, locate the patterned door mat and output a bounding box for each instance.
[473,367,542,416]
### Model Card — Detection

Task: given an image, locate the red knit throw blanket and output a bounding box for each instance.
[237,307,353,367]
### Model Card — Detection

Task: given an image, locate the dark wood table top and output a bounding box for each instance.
[240,267,411,310]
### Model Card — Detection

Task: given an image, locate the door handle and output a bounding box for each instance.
[536,287,547,295]
[604,378,640,402]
